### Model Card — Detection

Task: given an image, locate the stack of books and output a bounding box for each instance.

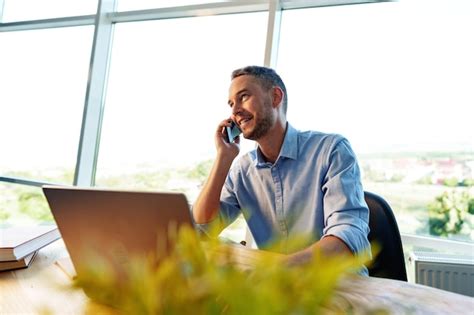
[0,225,61,272]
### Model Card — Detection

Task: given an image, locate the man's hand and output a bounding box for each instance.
[283,235,352,267]
[215,119,240,160]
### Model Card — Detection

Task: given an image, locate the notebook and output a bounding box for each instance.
[0,251,38,271]
[0,225,60,261]
[42,185,195,281]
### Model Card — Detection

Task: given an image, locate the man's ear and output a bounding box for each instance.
[271,86,284,109]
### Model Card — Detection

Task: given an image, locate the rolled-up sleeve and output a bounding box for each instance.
[193,168,242,236]
[321,138,371,254]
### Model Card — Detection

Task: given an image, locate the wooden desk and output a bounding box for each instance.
[0,240,87,314]
[1,240,472,314]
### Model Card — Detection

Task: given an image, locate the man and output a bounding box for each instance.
[193,65,370,270]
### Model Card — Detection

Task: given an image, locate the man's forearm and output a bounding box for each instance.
[285,235,352,266]
[193,155,235,224]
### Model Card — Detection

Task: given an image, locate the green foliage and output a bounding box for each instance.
[17,189,54,222]
[362,167,386,182]
[461,178,474,187]
[0,208,11,222]
[416,175,433,185]
[188,159,213,182]
[389,174,404,183]
[72,226,371,315]
[468,198,474,215]
[133,172,172,190]
[0,183,54,224]
[442,177,459,187]
[428,190,474,237]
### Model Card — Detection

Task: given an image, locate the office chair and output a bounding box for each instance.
[365,191,408,281]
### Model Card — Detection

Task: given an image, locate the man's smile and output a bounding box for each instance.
[238,117,252,129]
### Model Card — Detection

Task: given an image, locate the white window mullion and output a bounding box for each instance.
[74,0,116,186]
[263,0,282,68]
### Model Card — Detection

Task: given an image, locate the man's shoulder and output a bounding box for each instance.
[291,127,353,164]
[295,128,345,148]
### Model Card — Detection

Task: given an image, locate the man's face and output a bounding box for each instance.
[228,75,275,141]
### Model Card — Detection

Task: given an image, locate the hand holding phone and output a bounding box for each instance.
[225,121,242,143]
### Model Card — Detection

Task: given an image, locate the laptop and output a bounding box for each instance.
[42,185,196,280]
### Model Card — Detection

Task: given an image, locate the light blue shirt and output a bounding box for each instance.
[197,123,370,268]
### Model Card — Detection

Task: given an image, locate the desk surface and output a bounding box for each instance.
[1,240,472,315]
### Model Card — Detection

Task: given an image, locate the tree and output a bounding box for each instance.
[428,190,473,237]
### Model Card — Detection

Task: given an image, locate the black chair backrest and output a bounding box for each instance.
[365,191,408,281]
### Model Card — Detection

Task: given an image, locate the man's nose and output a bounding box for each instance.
[231,103,242,116]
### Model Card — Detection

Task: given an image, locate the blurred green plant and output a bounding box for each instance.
[428,190,474,237]
[72,226,372,315]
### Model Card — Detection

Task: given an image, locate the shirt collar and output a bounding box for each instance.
[254,123,298,167]
[279,123,298,160]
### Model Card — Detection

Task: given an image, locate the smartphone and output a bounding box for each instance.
[225,121,242,143]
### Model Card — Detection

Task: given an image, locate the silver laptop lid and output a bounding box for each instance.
[42,185,194,276]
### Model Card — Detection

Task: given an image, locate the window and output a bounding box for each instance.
[95,12,267,204]
[0,26,93,183]
[0,26,94,224]
[277,0,474,242]
[0,183,52,225]
[2,0,471,250]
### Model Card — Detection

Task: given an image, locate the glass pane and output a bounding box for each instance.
[2,0,98,22]
[0,183,54,226]
[278,0,474,243]
[0,26,94,184]
[117,0,228,12]
[96,12,266,205]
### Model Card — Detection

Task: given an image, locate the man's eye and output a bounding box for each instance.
[241,94,249,101]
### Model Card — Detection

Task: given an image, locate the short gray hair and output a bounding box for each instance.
[231,66,288,114]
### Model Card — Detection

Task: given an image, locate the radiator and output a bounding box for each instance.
[408,251,474,297]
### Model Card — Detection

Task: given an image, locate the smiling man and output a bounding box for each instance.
[192,66,370,271]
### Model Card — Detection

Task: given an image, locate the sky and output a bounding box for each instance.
[277,0,474,154]
[1,0,473,175]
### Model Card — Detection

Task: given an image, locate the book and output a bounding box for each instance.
[0,251,38,272]
[0,225,61,261]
